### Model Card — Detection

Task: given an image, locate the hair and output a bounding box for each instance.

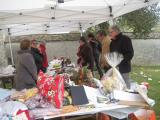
[31,39,38,45]
[87,32,95,38]
[97,30,106,36]
[110,25,121,33]
[79,36,87,44]
[40,40,46,45]
[20,39,31,50]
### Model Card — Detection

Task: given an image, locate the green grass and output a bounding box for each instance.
[131,66,160,118]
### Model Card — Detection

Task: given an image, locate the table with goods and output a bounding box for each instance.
[0,53,156,120]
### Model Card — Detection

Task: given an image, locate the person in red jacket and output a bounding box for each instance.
[39,41,48,72]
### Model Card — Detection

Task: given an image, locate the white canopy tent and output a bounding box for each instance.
[1,0,159,65]
[0,0,48,10]
[0,0,159,36]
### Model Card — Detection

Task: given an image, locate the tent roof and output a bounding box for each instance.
[0,0,159,36]
[0,0,72,10]
[0,0,48,10]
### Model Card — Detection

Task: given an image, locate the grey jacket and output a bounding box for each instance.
[15,50,37,91]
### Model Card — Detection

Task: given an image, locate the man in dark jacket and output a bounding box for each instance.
[109,25,134,89]
[109,25,134,120]
[88,33,103,78]
[31,40,43,73]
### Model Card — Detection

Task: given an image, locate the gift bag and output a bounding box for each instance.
[37,71,64,108]
[101,52,127,93]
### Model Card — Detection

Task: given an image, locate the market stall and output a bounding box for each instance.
[0,0,158,120]
[0,54,156,120]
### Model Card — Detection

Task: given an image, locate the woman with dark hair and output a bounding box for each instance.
[15,39,37,90]
[77,36,94,71]
[88,33,103,78]
[31,40,43,73]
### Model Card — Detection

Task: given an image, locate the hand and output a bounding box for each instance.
[38,47,42,53]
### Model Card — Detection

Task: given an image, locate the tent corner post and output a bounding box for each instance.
[8,28,14,66]
[109,18,117,26]
[79,22,83,36]
[80,30,83,37]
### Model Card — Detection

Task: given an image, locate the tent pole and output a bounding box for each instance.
[79,23,83,36]
[109,19,114,26]
[80,29,83,36]
[113,18,116,25]
[8,28,14,65]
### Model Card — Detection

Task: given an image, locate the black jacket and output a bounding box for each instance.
[31,47,43,73]
[89,39,102,59]
[110,33,134,73]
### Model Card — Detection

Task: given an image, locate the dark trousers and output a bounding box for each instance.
[94,57,103,78]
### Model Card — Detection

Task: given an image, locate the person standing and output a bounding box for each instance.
[77,36,94,72]
[31,40,43,73]
[97,30,111,73]
[15,39,37,90]
[109,25,134,89]
[87,33,103,78]
[39,41,48,73]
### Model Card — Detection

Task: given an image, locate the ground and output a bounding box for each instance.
[131,66,160,119]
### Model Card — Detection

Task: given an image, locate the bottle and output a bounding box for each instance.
[78,68,83,85]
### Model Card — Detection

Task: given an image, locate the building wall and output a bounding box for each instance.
[132,39,160,66]
[4,39,160,66]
